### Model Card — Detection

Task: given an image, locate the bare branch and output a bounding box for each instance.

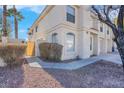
[117,5,124,32]
[92,5,118,37]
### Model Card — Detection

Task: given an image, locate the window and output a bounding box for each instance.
[66,6,75,23]
[107,27,109,35]
[100,22,103,32]
[66,33,75,52]
[52,33,58,43]
[90,37,92,50]
[36,26,38,32]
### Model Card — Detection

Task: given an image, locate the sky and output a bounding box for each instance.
[0,5,46,40]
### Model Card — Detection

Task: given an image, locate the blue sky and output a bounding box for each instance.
[17,6,46,40]
[1,5,46,40]
[16,5,46,40]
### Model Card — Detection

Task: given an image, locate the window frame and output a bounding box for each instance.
[66,5,75,23]
[66,32,75,52]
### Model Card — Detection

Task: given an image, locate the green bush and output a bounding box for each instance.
[39,42,63,62]
[0,45,26,67]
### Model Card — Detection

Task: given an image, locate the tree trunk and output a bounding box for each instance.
[116,5,124,70]
[14,15,18,40]
[114,33,124,71]
[2,5,7,46]
[13,5,18,40]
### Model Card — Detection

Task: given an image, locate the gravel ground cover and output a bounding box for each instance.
[0,60,123,88]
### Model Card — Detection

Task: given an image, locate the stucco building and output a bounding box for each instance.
[28,5,114,60]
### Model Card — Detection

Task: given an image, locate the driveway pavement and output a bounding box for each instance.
[26,53,122,70]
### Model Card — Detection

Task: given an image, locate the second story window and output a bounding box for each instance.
[66,6,75,23]
[100,22,103,32]
[36,26,38,32]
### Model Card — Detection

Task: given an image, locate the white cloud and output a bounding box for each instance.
[19,29,26,33]
[29,6,45,14]
[16,5,46,14]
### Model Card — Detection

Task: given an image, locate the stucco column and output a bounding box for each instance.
[104,39,108,53]
[93,35,100,55]
[95,35,100,55]
[60,29,66,61]
[78,31,90,59]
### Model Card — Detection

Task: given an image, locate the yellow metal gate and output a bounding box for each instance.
[26,41,35,56]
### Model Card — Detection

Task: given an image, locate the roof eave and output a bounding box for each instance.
[28,5,54,33]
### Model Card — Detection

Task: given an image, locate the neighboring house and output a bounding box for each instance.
[28,5,114,60]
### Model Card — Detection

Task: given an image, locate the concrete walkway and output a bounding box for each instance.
[98,53,122,64]
[26,53,122,70]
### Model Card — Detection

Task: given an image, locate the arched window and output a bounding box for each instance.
[66,33,75,52]
[52,33,58,43]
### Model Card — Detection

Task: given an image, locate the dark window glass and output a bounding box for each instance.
[90,37,92,50]
[100,27,103,32]
[100,23,103,32]
[66,6,75,23]
[36,26,38,32]
[107,27,109,35]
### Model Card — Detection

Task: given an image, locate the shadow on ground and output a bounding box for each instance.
[44,61,124,88]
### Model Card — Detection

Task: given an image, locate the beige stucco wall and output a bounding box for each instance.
[29,5,114,60]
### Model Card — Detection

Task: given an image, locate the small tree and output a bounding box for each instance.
[92,5,124,70]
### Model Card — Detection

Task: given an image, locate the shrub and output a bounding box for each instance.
[0,45,26,67]
[39,42,63,61]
